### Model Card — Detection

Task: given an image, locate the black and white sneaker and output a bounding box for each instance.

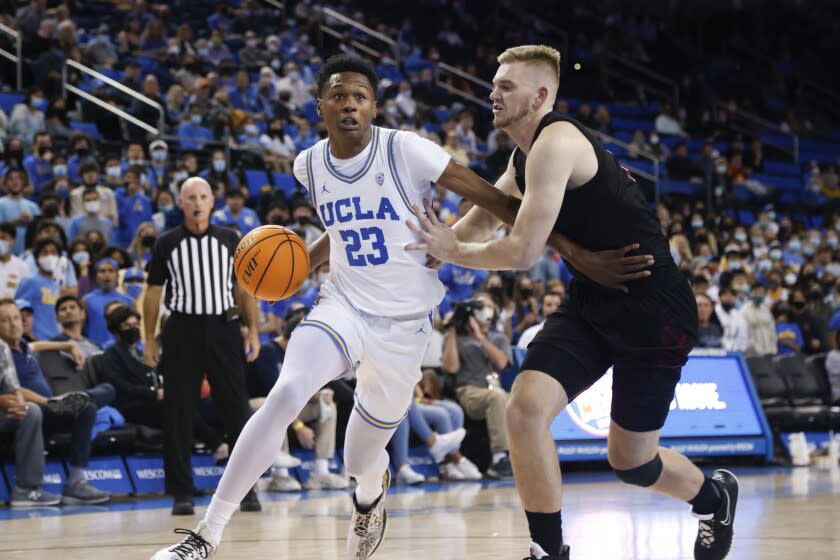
[522,541,570,560]
[692,469,739,560]
[346,469,391,559]
[150,522,217,559]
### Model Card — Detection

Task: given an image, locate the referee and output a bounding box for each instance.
[143,177,262,516]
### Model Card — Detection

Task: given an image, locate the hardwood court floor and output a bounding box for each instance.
[1,467,839,560]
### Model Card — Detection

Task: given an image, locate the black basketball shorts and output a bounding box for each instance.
[520,278,699,432]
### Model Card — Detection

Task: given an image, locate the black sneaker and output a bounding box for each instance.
[48,391,91,415]
[240,487,262,512]
[693,469,739,560]
[172,495,195,516]
[486,455,513,479]
[522,541,570,559]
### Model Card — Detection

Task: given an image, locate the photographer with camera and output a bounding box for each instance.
[442,291,513,478]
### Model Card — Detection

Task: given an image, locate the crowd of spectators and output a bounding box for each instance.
[0,0,840,505]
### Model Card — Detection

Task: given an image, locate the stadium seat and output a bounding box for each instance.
[611,117,654,132]
[603,142,628,157]
[663,180,701,197]
[69,122,101,140]
[737,210,756,226]
[244,169,271,199]
[272,172,298,198]
[747,355,795,429]
[774,354,828,405]
[752,174,802,191]
[764,160,801,177]
[0,92,23,114]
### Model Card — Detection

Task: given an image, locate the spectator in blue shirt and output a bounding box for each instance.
[177,106,214,151]
[773,301,804,355]
[66,133,95,184]
[229,70,258,113]
[83,259,133,348]
[0,169,40,255]
[22,131,54,195]
[115,167,153,246]
[211,189,260,234]
[439,262,489,303]
[14,238,62,340]
[68,188,114,243]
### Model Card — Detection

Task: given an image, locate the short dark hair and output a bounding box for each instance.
[719,287,735,297]
[80,161,100,175]
[317,54,378,95]
[55,294,81,312]
[542,290,564,304]
[33,237,62,258]
[0,222,16,238]
[107,305,140,334]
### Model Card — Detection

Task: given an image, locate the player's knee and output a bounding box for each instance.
[505,392,548,433]
[612,454,663,488]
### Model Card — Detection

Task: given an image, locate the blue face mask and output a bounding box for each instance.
[829,237,839,249]
[770,249,783,260]
[152,150,167,162]
[0,240,10,257]
[191,114,202,126]
[124,283,144,299]
[751,236,764,246]
[758,259,772,271]
[804,246,816,257]
[159,203,174,213]
[788,240,801,252]
[72,251,89,265]
[734,232,747,243]
[52,164,67,176]
[729,260,742,270]
[213,160,226,172]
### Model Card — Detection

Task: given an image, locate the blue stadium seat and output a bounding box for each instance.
[760,134,796,151]
[663,180,700,197]
[603,143,628,158]
[737,210,756,226]
[607,104,654,118]
[434,108,450,123]
[764,160,801,176]
[611,117,654,132]
[244,169,271,199]
[69,122,101,140]
[613,131,634,143]
[733,185,757,201]
[0,92,23,114]
[752,174,802,191]
[272,173,298,198]
[623,159,655,176]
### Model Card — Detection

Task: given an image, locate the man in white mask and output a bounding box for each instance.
[68,188,113,242]
[14,238,62,339]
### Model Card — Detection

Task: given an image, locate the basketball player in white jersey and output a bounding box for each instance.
[151,54,653,560]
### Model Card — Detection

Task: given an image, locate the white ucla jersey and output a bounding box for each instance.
[293,126,450,317]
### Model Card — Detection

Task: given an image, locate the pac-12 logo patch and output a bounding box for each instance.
[375,172,384,186]
[565,367,614,437]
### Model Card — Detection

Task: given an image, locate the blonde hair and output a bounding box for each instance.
[497,45,561,82]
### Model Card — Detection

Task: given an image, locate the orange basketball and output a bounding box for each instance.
[233,225,310,301]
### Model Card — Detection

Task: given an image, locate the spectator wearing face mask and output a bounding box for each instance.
[120,267,146,307]
[147,140,170,193]
[152,189,178,233]
[177,104,214,151]
[0,223,29,299]
[68,188,113,243]
[25,192,67,250]
[69,162,119,226]
[14,238,62,340]
[714,287,748,351]
[260,117,296,174]
[788,287,827,355]
[8,88,46,147]
[115,167,153,247]
[0,169,40,255]
[200,150,239,194]
[696,293,723,348]
[23,131,54,195]
[82,259,133,348]
[739,284,777,357]
[211,189,260,234]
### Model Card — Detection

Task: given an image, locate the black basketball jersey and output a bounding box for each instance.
[512,113,681,293]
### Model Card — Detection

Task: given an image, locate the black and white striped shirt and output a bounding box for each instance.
[147,225,239,315]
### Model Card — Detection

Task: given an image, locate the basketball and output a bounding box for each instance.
[233,225,310,301]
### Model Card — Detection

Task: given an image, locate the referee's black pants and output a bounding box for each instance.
[161,312,251,497]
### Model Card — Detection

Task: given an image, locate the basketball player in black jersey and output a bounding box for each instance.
[408,45,738,560]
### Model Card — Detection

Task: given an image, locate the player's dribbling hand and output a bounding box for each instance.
[405,201,457,260]
[575,243,654,293]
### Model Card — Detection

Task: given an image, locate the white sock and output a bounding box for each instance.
[354,471,384,507]
[275,467,290,477]
[492,451,507,464]
[314,458,329,475]
[202,496,238,546]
